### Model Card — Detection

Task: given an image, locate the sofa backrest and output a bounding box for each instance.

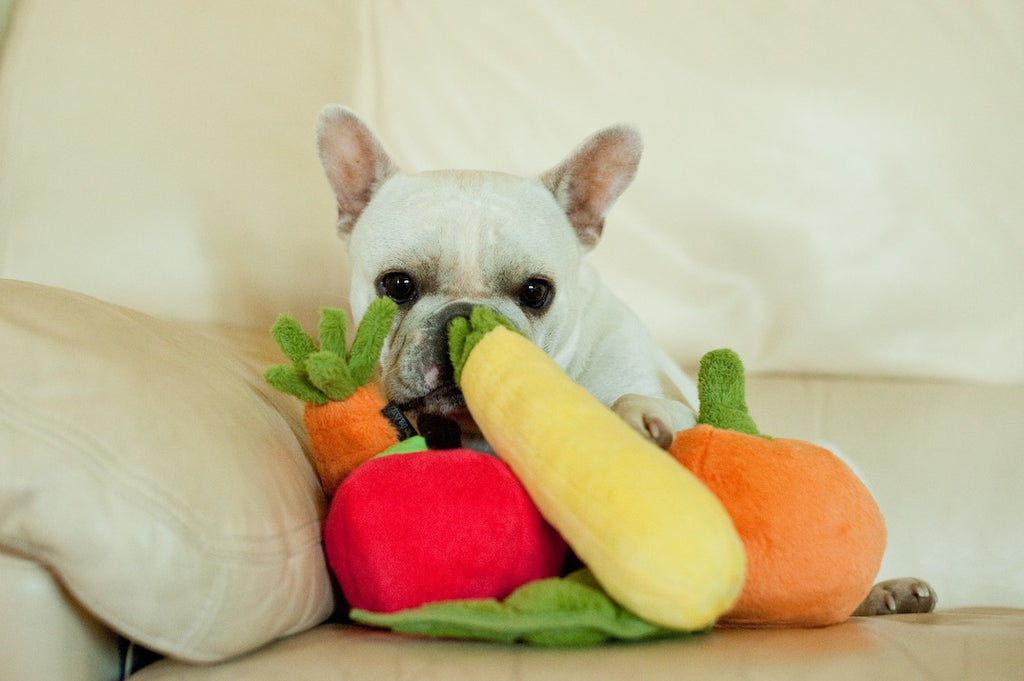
[2,0,1021,383]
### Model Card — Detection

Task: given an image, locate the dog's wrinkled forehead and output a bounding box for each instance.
[349,170,584,292]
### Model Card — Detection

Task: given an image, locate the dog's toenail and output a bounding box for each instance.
[644,417,671,449]
[884,593,897,612]
[914,585,930,598]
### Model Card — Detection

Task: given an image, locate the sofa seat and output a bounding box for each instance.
[132,610,1024,681]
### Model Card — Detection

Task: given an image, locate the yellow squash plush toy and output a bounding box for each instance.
[448,307,747,631]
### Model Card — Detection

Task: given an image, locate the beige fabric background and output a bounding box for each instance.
[2,0,1021,382]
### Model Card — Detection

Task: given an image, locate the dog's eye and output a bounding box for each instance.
[517,278,553,311]
[379,272,418,304]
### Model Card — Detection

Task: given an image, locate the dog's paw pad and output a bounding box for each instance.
[854,578,937,616]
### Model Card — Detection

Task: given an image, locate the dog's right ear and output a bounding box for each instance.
[316,106,398,235]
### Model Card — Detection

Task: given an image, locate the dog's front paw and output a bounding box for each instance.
[853,578,937,616]
[611,394,677,449]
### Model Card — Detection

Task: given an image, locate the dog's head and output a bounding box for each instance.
[316,106,641,436]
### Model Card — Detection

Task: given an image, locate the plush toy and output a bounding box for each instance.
[266,303,886,645]
[446,308,746,631]
[325,444,568,613]
[351,568,686,646]
[670,349,887,627]
[266,304,568,615]
[265,298,411,495]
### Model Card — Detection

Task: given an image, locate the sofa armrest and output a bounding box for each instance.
[0,550,121,681]
[0,280,334,664]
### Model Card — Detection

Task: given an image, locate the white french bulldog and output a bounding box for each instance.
[315,105,697,450]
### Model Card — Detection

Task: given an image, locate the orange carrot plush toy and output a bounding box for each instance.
[265,298,412,495]
[670,349,887,627]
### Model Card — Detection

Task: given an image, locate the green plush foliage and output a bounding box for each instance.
[696,348,767,438]
[350,570,695,647]
[448,306,522,385]
[317,307,349,356]
[347,300,397,386]
[376,436,428,457]
[264,363,325,405]
[305,350,356,402]
[272,316,318,368]
[265,298,398,405]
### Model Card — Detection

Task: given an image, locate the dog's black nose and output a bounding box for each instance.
[436,302,476,332]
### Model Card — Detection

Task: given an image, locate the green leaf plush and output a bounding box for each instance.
[350,570,697,647]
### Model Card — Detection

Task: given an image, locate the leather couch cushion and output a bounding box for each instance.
[131,610,1024,681]
[0,280,332,662]
[344,1,1024,385]
[1,0,1020,385]
[0,550,121,681]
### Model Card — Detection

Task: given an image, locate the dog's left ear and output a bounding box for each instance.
[541,125,642,248]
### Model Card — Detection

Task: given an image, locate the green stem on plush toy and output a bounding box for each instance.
[347,299,399,386]
[696,349,767,438]
[265,298,398,405]
[448,307,523,385]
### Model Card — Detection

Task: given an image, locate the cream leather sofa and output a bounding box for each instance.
[2,2,1023,680]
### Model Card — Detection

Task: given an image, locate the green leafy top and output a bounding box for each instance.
[447,306,522,385]
[265,298,398,406]
[696,348,767,438]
